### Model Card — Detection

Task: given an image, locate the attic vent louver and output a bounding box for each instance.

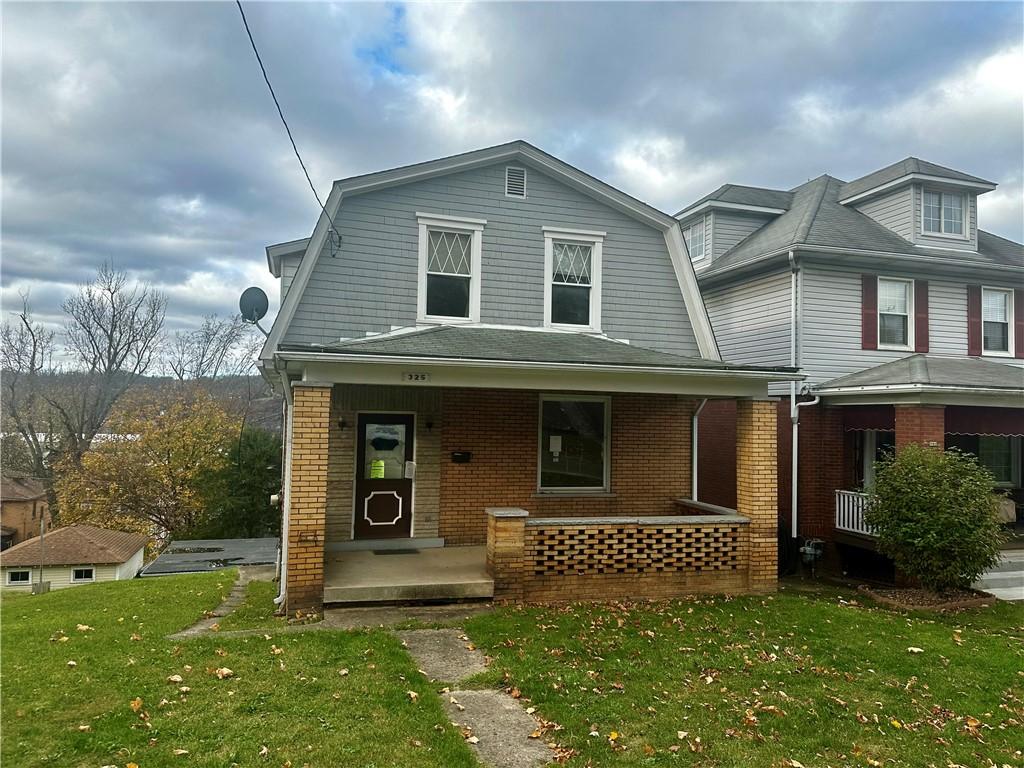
[505,166,526,198]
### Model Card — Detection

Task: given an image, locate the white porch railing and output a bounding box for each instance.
[835,490,875,537]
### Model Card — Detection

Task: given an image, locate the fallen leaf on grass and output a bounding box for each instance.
[67,660,77,668]
[338,668,349,677]
[213,667,234,679]
[167,674,183,684]
[77,724,91,732]
[76,624,93,632]
[130,697,144,713]
[173,748,189,756]
[906,647,924,654]
[406,690,419,702]
[259,745,269,758]
[466,735,479,744]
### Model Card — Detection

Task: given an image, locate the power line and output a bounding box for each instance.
[235,0,342,248]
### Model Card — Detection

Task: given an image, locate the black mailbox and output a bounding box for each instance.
[451,451,472,463]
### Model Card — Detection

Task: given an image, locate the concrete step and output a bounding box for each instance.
[324,578,494,604]
[982,585,1024,602]
[975,572,1024,590]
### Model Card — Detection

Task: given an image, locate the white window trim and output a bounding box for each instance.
[536,393,611,493]
[920,187,968,241]
[682,215,707,262]
[877,276,915,351]
[981,286,1014,358]
[505,166,527,199]
[416,212,485,325]
[6,569,30,585]
[542,226,604,332]
[71,567,95,583]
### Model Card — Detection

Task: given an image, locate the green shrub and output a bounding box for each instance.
[865,443,1005,594]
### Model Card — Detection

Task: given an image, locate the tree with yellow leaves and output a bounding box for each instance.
[56,390,239,540]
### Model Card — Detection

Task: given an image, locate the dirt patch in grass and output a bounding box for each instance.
[858,584,997,611]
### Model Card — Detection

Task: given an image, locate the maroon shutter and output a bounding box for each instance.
[914,280,929,352]
[861,274,878,350]
[1015,288,1024,359]
[967,285,982,357]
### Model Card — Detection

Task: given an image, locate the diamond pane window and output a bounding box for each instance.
[982,288,1010,352]
[427,230,472,276]
[878,278,911,347]
[551,241,592,325]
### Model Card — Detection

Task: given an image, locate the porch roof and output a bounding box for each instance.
[283,325,799,377]
[814,354,1024,407]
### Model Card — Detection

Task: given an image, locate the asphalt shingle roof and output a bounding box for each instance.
[315,326,796,373]
[1,476,48,502]
[816,354,1024,392]
[1,524,148,567]
[698,174,1023,277]
[839,157,995,201]
[677,184,793,217]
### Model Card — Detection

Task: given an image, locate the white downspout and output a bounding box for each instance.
[274,370,294,607]
[788,251,800,539]
[691,398,708,501]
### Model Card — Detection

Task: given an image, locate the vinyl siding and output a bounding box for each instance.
[280,256,301,303]
[711,211,774,259]
[797,263,1023,387]
[911,184,978,251]
[703,269,793,368]
[854,186,914,241]
[115,548,144,580]
[282,162,700,356]
[1,563,121,591]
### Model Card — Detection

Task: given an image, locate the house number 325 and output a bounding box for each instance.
[403,372,431,383]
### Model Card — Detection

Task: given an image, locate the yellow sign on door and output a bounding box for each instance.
[370,459,385,479]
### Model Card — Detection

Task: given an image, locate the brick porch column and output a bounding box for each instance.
[894,405,945,451]
[285,384,331,614]
[736,399,778,592]
[486,507,527,602]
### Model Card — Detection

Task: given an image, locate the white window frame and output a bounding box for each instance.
[981,286,1014,358]
[877,276,914,351]
[6,569,30,585]
[416,212,485,324]
[542,226,604,332]
[71,567,95,583]
[536,394,611,493]
[683,216,706,262]
[920,188,967,240]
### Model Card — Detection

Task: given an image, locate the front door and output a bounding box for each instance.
[354,414,414,539]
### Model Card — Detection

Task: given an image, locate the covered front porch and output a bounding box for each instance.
[275,326,799,613]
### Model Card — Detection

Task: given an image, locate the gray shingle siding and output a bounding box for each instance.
[281,162,700,356]
[853,186,914,241]
[711,211,776,259]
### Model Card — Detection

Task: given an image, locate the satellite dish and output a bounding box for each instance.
[239,286,269,323]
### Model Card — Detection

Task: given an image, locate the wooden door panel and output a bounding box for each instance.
[354,415,414,539]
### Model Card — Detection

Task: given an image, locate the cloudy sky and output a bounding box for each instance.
[3,1,1022,333]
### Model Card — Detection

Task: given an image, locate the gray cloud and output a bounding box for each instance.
[3,1,1021,334]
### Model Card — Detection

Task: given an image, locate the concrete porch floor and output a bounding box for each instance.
[323,545,494,604]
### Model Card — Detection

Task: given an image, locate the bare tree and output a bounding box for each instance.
[0,292,56,477]
[49,264,167,465]
[166,314,256,381]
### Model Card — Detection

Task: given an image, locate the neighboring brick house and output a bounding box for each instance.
[1,524,147,591]
[259,141,800,613]
[0,476,51,550]
[680,157,1024,576]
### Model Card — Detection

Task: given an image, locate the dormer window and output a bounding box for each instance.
[683,218,705,261]
[922,190,964,236]
[416,213,485,324]
[542,227,603,331]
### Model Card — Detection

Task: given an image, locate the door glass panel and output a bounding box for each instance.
[363,423,407,480]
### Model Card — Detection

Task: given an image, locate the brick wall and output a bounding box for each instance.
[285,385,331,614]
[440,389,694,545]
[735,400,778,592]
[894,405,946,450]
[695,400,737,509]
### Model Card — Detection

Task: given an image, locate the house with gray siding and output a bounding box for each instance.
[682,157,1023,584]
[258,141,800,613]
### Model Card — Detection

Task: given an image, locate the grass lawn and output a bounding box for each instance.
[1,572,477,768]
[215,579,299,632]
[464,587,1024,767]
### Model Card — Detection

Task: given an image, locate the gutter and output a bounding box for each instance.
[788,251,800,540]
[814,384,1024,397]
[274,350,803,381]
[273,368,294,608]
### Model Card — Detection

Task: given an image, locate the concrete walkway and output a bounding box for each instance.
[396,628,553,768]
[168,565,276,640]
[974,550,1024,602]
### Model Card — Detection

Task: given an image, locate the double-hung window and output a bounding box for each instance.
[982,287,1012,355]
[683,218,705,261]
[878,277,913,348]
[543,228,603,330]
[6,570,30,585]
[72,567,95,583]
[922,190,965,236]
[416,213,484,323]
[538,396,609,491]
